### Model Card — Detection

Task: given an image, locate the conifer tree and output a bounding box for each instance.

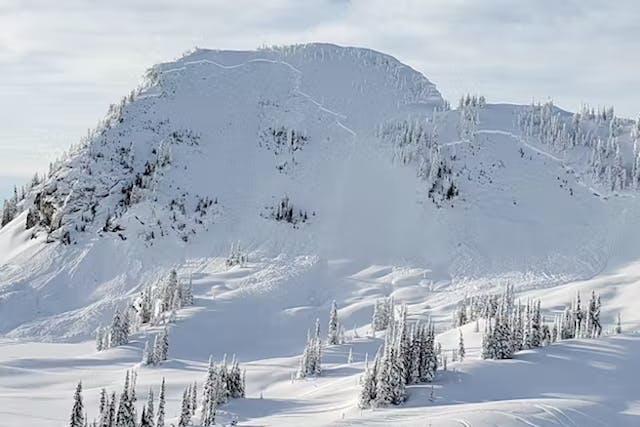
[481,320,495,359]
[530,300,541,348]
[358,364,377,409]
[106,392,117,427]
[297,319,322,378]
[178,386,192,427]
[587,290,602,338]
[374,336,394,407]
[115,371,135,427]
[458,330,465,361]
[139,407,150,427]
[156,378,166,427]
[142,340,155,366]
[96,327,105,352]
[98,388,108,426]
[191,381,198,414]
[140,388,154,427]
[138,288,153,325]
[70,381,85,427]
[327,300,340,345]
[201,357,218,426]
[153,328,169,364]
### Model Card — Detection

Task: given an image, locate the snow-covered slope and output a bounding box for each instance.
[1,43,640,426]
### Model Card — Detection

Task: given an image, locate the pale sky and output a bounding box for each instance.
[1,0,639,199]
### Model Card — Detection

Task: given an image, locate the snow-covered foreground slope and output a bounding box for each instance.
[1,43,640,426]
[2,258,640,426]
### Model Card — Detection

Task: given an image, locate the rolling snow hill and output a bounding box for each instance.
[0,43,639,426]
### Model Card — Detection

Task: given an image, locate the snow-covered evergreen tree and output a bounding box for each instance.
[105,392,117,427]
[530,300,541,347]
[152,328,169,364]
[98,388,108,427]
[139,407,151,427]
[156,378,166,427]
[297,319,322,378]
[107,308,130,348]
[327,300,340,345]
[587,290,602,338]
[201,357,218,426]
[481,320,495,360]
[140,388,154,427]
[358,362,377,408]
[115,371,135,427]
[458,330,465,361]
[178,386,192,427]
[70,381,85,427]
[141,340,155,366]
[96,327,106,352]
[191,381,198,414]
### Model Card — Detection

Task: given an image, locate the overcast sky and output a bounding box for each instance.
[1,0,639,198]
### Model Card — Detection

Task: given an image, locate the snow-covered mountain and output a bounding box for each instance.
[1,43,640,426]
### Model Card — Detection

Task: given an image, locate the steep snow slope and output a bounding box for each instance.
[1,43,640,426]
[2,44,639,341]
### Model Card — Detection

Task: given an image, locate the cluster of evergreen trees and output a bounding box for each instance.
[69,355,246,427]
[96,269,193,352]
[259,126,309,174]
[518,101,640,193]
[457,93,485,140]
[378,118,458,206]
[69,370,163,427]
[359,304,438,408]
[481,289,544,360]
[263,196,310,226]
[225,242,248,268]
[177,382,199,427]
[297,301,347,379]
[553,290,603,340]
[380,119,438,167]
[478,286,607,360]
[200,355,246,426]
[261,126,309,156]
[141,328,170,366]
[96,307,133,351]
[297,319,323,378]
[453,289,516,327]
[1,173,42,227]
[590,118,628,191]
[371,297,395,332]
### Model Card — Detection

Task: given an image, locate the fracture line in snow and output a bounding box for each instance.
[154,56,358,138]
[475,129,607,197]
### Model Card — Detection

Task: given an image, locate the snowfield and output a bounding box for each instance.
[1,43,639,426]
